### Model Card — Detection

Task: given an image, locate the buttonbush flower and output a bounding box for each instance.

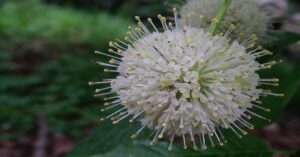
[89,8,282,150]
[179,0,268,40]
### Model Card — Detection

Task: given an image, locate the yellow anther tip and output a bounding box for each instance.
[131,134,137,139]
[135,16,140,20]
[158,134,163,139]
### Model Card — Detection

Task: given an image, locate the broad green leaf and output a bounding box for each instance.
[65,120,139,157]
[264,31,300,53]
[66,121,273,157]
[91,134,273,157]
[253,60,300,127]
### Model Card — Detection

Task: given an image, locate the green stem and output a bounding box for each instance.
[209,0,232,35]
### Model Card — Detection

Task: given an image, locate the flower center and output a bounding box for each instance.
[159,60,215,99]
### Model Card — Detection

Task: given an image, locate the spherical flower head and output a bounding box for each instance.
[179,0,268,40]
[92,13,281,150]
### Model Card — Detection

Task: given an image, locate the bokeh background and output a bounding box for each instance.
[0,0,299,157]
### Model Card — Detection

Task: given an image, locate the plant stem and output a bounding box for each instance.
[209,0,232,35]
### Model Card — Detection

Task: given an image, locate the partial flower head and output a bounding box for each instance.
[90,9,281,150]
[179,0,269,40]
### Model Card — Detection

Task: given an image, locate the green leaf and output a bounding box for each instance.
[65,120,139,157]
[66,121,273,157]
[253,60,300,127]
[264,31,300,53]
[92,135,273,157]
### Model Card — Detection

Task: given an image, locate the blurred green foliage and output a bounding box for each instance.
[0,0,130,140]
[44,0,170,18]
[0,0,130,48]
[0,51,99,139]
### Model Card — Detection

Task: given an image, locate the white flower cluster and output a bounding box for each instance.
[179,0,268,40]
[90,7,281,150]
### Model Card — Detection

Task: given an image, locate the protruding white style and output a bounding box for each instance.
[179,0,268,40]
[90,9,281,150]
